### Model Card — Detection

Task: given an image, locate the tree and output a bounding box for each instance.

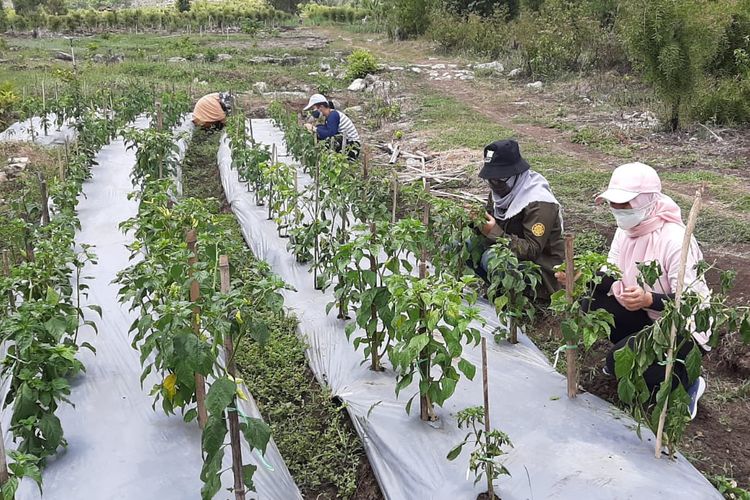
[175,0,190,13]
[12,0,44,16]
[619,0,726,130]
[444,0,519,18]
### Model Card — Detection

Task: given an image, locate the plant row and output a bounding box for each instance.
[3,5,290,34]
[116,115,288,499]
[0,89,151,497]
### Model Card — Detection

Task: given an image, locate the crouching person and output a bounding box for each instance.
[302,93,361,161]
[192,92,233,130]
[473,139,564,299]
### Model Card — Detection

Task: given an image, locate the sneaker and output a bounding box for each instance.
[602,365,612,376]
[688,376,706,421]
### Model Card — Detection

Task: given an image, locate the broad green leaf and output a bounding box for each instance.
[206,377,236,416]
[241,417,271,454]
[242,463,258,491]
[446,443,464,461]
[457,359,476,380]
[617,378,636,404]
[613,346,635,379]
[684,344,702,383]
[39,413,63,449]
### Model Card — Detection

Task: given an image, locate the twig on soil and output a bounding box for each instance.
[698,123,724,142]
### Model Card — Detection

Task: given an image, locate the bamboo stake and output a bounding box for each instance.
[313,155,321,289]
[368,222,382,370]
[219,256,246,500]
[419,181,435,421]
[248,118,254,142]
[391,174,398,224]
[564,233,577,399]
[0,421,9,489]
[186,229,208,429]
[482,337,495,500]
[39,173,50,226]
[654,190,703,458]
[2,251,14,310]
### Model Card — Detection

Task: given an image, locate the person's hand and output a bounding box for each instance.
[554,270,582,284]
[481,213,496,237]
[304,123,314,132]
[619,286,653,311]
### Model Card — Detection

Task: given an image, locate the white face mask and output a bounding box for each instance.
[610,205,651,230]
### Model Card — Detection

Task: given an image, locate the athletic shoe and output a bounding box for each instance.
[602,365,612,376]
[688,376,706,421]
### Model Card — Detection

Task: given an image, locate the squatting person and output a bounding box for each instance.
[558,162,709,419]
[303,93,361,160]
[192,92,233,129]
[473,139,564,299]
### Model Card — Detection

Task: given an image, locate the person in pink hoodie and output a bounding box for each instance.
[561,162,709,419]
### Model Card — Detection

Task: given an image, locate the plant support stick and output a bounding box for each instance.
[654,190,702,458]
[481,337,495,500]
[186,229,208,429]
[419,182,435,421]
[564,233,577,399]
[219,256,246,500]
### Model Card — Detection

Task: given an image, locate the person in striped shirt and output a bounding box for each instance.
[303,94,361,160]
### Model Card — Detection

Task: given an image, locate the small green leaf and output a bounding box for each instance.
[446,443,464,461]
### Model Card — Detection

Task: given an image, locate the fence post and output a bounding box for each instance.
[564,233,577,399]
[186,229,208,429]
[219,255,246,500]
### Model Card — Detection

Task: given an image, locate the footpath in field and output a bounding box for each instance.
[10,117,299,499]
[216,119,722,500]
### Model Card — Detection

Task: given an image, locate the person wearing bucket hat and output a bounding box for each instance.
[557,162,710,418]
[192,92,233,129]
[303,93,361,160]
[474,139,564,298]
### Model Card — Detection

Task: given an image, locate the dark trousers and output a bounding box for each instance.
[587,290,693,393]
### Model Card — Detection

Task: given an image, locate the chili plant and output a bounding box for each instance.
[485,239,542,344]
[387,272,485,420]
[124,127,181,187]
[447,406,512,495]
[549,252,621,351]
[614,260,750,456]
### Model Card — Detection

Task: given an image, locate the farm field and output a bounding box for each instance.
[1,4,749,499]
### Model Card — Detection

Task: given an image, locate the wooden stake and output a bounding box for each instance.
[186,229,208,429]
[248,118,254,142]
[368,222,382,371]
[39,173,50,226]
[564,233,577,399]
[482,337,495,500]
[654,190,703,458]
[0,421,9,489]
[219,255,246,500]
[362,145,369,179]
[313,156,321,290]
[2,251,14,310]
[419,181,435,421]
[391,174,398,224]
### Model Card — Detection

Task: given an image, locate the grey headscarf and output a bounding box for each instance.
[491,170,560,220]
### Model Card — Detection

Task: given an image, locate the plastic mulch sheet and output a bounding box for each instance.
[215,119,722,500]
[0,114,76,146]
[5,117,300,500]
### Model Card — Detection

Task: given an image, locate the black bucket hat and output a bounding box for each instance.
[479,140,530,179]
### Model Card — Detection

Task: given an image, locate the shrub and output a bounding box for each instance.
[444,0,518,18]
[346,48,378,80]
[384,0,431,39]
[0,81,21,130]
[428,10,511,59]
[175,0,190,13]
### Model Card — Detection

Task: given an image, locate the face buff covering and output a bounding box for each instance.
[610,203,653,230]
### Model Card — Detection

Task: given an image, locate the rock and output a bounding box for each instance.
[149,55,161,62]
[348,79,367,92]
[320,62,331,72]
[431,63,446,70]
[508,68,523,78]
[216,53,232,62]
[526,81,544,90]
[386,65,404,71]
[364,73,378,85]
[0,172,7,183]
[344,106,363,114]
[308,71,320,76]
[280,55,303,66]
[54,51,73,61]
[168,57,187,63]
[411,67,422,74]
[194,54,205,61]
[262,91,308,100]
[334,70,347,79]
[475,61,504,73]
[253,82,268,94]
[92,54,106,63]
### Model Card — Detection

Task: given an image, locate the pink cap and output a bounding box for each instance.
[596,162,662,204]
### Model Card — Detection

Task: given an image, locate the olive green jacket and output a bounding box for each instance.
[484,195,564,298]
